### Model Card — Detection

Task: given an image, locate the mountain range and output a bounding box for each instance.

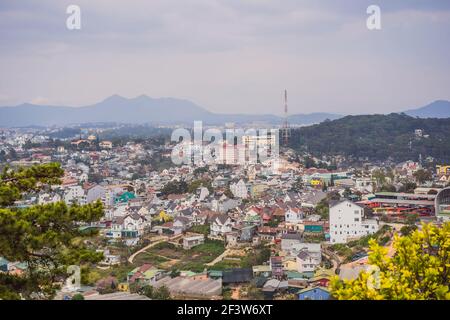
[0,95,449,127]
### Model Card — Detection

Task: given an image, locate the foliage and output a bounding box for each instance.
[289,113,450,162]
[160,180,188,196]
[413,169,432,184]
[71,293,85,300]
[400,225,418,236]
[188,179,213,194]
[331,222,450,300]
[139,284,171,300]
[188,224,210,236]
[0,163,104,300]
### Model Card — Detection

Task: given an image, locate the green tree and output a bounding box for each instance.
[153,285,171,300]
[0,163,104,300]
[331,222,450,300]
[71,293,85,300]
[413,169,432,184]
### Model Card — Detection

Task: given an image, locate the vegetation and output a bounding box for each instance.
[138,284,171,300]
[188,224,210,236]
[0,163,104,300]
[331,222,450,300]
[160,180,188,196]
[290,113,450,162]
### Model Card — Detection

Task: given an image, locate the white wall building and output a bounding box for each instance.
[230,179,248,199]
[329,199,379,244]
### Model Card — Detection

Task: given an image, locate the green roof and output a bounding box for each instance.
[208,270,223,277]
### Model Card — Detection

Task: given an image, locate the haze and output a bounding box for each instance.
[0,0,450,115]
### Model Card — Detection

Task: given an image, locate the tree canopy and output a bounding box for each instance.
[331,222,450,300]
[0,163,104,299]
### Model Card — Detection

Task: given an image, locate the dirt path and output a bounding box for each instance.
[205,248,231,266]
[128,236,168,264]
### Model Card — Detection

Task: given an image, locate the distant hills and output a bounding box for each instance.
[0,95,341,127]
[403,100,450,118]
[289,113,450,162]
[0,95,449,128]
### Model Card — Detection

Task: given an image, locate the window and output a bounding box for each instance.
[354,218,359,222]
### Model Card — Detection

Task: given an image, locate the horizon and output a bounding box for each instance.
[0,93,448,117]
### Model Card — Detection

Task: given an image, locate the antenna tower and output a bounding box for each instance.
[281,89,290,146]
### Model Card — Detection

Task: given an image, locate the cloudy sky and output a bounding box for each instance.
[0,0,449,115]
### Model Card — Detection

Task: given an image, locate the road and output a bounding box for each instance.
[128,236,168,264]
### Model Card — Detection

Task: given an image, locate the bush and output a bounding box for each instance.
[71,293,85,300]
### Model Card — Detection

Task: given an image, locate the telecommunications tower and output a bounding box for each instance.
[281,89,290,146]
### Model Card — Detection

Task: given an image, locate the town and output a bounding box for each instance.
[1,125,449,300]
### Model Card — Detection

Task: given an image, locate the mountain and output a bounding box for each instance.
[0,95,341,127]
[404,100,450,118]
[289,113,450,162]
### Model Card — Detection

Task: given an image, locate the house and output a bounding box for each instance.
[270,256,284,279]
[183,234,205,250]
[127,264,166,286]
[285,207,303,224]
[86,184,106,204]
[329,199,379,244]
[172,216,192,234]
[230,179,248,199]
[64,185,86,205]
[296,249,321,273]
[210,214,233,238]
[298,287,330,300]
[257,226,278,243]
[280,233,302,252]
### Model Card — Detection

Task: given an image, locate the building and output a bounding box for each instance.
[210,214,233,238]
[436,165,450,176]
[183,235,205,250]
[296,250,321,273]
[281,233,302,252]
[230,179,248,199]
[329,199,379,244]
[298,287,330,300]
[435,187,450,221]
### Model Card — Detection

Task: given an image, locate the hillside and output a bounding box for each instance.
[404,100,450,118]
[289,113,450,162]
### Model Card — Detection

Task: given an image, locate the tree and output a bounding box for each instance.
[291,177,304,192]
[331,222,450,300]
[153,285,171,300]
[413,169,432,185]
[71,293,85,300]
[0,163,104,300]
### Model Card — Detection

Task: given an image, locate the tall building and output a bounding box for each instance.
[329,199,379,244]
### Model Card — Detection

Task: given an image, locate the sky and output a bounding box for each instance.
[0,0,449,115]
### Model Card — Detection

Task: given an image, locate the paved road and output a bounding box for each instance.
[128,236,168,264]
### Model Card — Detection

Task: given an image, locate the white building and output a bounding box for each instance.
[230,179,248,199]
[210,214,233,238]
[64,186,86,205]
[329,199,379,244]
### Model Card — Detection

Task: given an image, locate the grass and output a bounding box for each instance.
[188,224,210,236]
[133,252,171,267]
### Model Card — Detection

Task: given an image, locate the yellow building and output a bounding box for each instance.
[118,282,129,292]
[310,179,323,187]
[437,165,450,175]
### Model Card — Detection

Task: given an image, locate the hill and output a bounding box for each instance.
[0,95,341,127]
[289,113,450,162]
[404,100,450,118]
